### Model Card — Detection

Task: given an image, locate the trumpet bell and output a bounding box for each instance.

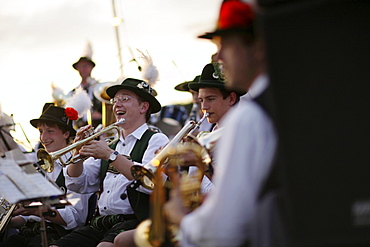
[131,165,156,189]
[93,81,120,104]
[37,148,54,173]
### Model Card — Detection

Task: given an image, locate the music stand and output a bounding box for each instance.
[0,149,68,247]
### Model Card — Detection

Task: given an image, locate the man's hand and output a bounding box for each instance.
[13,206,40,217]
[73,125,94,156]
[78,135,112,160]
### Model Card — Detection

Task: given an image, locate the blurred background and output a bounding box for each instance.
[0,0,222,150]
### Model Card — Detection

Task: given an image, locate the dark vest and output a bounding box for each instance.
[252,86,289,247]
[100,129,157,221]
[55,170,67,193]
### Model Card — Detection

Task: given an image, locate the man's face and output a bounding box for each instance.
[198,87,233,124]
[215,33,258,93]
[38,124,69,153]
[75,60,94,79]
[112,89,147,127]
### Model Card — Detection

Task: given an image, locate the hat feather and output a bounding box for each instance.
[65,87,92,118]
[51,82,69,106]
[82,41,93,59]
[137,49,159,87]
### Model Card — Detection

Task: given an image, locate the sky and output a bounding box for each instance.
[0,0,222,150]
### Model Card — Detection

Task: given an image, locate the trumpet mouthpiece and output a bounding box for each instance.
[115,118,126,125]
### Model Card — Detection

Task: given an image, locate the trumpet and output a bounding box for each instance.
[131,113,209,190]
[37,118,125,172]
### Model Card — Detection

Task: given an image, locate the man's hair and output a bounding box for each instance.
[219,88,240,105]
[137,97,152,122]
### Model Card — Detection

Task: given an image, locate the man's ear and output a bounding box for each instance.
[140,101,150,114]
[63,131,71,141]
[229,92,238,106]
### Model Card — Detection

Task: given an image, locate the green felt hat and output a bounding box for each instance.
[106,78,161,113]
[30,103,76,137]
[188,63,226,92]
[174,75,200,92]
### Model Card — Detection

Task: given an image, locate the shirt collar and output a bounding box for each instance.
[119,123,149,142]
[242,73,269,101]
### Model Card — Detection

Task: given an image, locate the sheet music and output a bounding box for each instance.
[0,156,63,204]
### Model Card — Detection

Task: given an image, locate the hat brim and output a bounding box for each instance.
[72,60,96,70]
[174,81,192,92]
[106,84,161,113]
[30,117,76,137]
[188,81,246,96]
[198,26,254,39]
[188,81,226,92]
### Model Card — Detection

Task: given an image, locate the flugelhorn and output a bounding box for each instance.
[131,113,209,190]
[134,136,207,247]
[37,118,125,172]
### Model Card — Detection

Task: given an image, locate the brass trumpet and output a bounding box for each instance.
[131,113,209,190]
[37,118,125,172]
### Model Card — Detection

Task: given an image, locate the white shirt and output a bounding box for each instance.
[187,167,213,194]
[179,75,277,247]
[64,123,169,216]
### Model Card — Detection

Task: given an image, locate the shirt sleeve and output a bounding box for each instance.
[64,157,101,194]
[57,192,93,230]
[180,102,277,247]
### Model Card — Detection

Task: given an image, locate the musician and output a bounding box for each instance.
[113,63,241,247]
[70,54,102,128]
[185,62,240,179]
[174,75,214,133]
[50,78,169,247]
[188,63,241,131]
[0,103,94,247]
[164,1,278,246]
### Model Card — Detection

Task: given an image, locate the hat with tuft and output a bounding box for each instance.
[188,63,226,92]
[72,57,96,70]
[30,103,77,137]
[174,75,201,92]
[198,0,254,39]
[106,78,161,113]
[72,42,96,69]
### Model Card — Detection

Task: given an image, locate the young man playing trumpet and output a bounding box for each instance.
[0,103,93,247]
[112,62,242,247]
[174,75,214,134]
[50,78,169,247]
